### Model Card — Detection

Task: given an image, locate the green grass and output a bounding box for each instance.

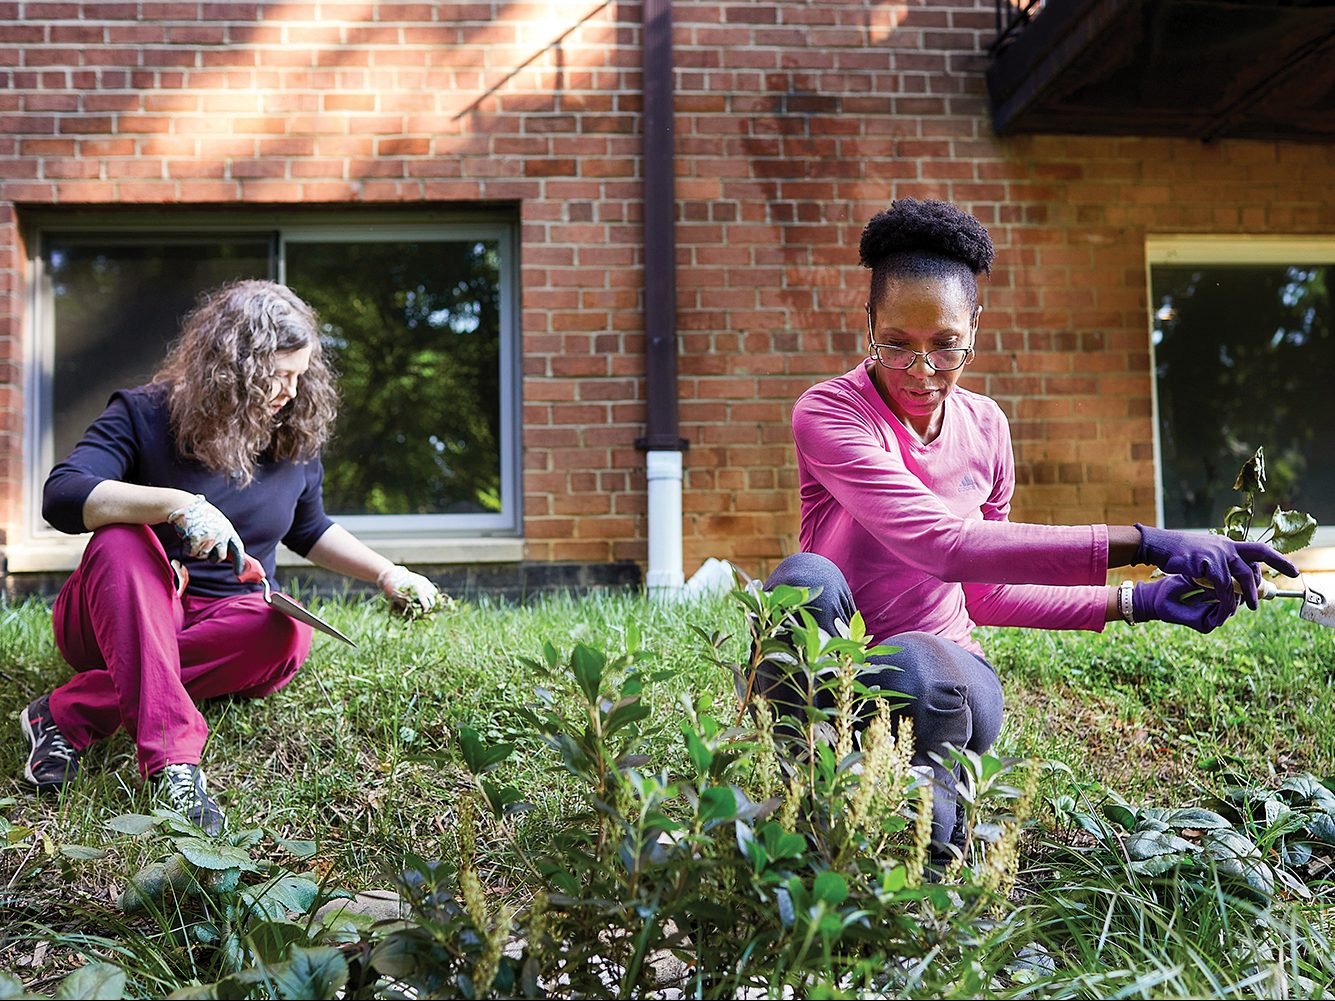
[0,592,745,903]
[3,589,1335,995]
[984,602,1335,803]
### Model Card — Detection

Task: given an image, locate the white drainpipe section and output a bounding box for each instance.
[645,450,684,598]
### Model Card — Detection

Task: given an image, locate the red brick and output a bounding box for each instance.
[0,2,1330,573]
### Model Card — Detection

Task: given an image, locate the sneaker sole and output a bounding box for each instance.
[19,707,71,791]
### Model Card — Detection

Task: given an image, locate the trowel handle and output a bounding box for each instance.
[237,554,267,585]
[1192,577,1305,601]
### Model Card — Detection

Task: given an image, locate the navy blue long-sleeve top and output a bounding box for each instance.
[42,384,335,598]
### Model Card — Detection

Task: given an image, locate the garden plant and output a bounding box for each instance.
[0,450,1332,998]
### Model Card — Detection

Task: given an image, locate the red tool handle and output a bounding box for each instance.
[237,554,266,585]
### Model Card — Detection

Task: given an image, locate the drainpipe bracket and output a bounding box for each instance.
[634,436,690,452]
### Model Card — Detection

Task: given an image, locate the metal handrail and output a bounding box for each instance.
[990,0,1044,55]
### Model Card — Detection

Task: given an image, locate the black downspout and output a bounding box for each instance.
[636,0,685,454]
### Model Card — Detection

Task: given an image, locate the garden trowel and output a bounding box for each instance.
[238,555,358,647]
[1198,576,1335,630]
[1262,579,1335,630]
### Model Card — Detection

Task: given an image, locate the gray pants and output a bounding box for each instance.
[758,552,1004,858]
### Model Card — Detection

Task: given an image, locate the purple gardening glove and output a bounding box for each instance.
[1133,575,1239,633]
[1133,523,1299,610]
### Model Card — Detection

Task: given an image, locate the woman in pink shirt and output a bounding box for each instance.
[759,198,1298,863]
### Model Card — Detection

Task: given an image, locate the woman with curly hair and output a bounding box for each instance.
[21,279,442,834]
[759,197,1298,864]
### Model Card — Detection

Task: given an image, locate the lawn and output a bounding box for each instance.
[2,586,1334,998]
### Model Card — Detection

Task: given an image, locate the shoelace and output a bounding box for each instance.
[160,764,204,814]
[39,716,76,763]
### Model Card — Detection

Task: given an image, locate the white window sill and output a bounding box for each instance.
[2,536,524,574]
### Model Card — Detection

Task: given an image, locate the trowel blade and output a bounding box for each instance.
[1298,588,1335,630]
[268,590,359,647]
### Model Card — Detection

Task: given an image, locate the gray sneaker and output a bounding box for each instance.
[20,694,81,790]
[153,763,226,836]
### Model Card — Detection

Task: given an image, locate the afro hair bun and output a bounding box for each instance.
[858,197,994,276]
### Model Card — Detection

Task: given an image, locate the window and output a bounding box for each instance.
[1147,238,1334,543]
[20,211,521,569]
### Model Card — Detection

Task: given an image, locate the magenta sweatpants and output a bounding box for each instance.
[48,524,312,778]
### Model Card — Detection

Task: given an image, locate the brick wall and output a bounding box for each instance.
[1,1,1332,582]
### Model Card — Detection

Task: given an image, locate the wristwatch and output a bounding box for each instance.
[1117,580,1136,626]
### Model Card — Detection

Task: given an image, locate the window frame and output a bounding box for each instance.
[14,208,523,572]
[1145,235,1335,550]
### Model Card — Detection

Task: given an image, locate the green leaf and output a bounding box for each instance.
[682,725,714,775]
[237,945,348,1000]
[1268,507,1318,554]
[231,828,266,849]
[1164,807,1234,831]
[3,824,34,845]
[812,871,849,906]
[978,752,1005,783]
[1278,772,1335,809]
[881,864,907,892]
[551,733,594,776]
[817,910,844,936]
[245,920,311,964]
[1233,446,1266,493]
[199,866,242,895]
[758,822,806,863]
[1102,803,1138,830]
[103,813,161,836]
[541,639,561,669]
[273,836,319,860]
[736,821,766,871]
[0,972,35,1001]
[768,584,811,611]
[1305,813,1335,845]
[176,838,255,871]
[1128,854,1189,876]
[165,975,253,1000]
[480,778,528,819]
[570,643,606,704]
[603,698,649,739]
[846,610,867,643]
[243,875,323,918]
[457,726,514,775]
[1201,827,1261,859]
[58,843,107,860]
[1202,829,1273,898]
[54,962,126,1000]
[1221,505,1251,541]
[118,855,195,912]
[1125,827,1197,861]
[699,786,737,824]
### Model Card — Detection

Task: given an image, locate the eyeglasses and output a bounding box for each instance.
[869,342,974,372]
[866,309,975,372]
[865,305,980,372]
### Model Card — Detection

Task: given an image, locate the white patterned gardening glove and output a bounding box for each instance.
[168,494,246,576]
[377,565,448,618]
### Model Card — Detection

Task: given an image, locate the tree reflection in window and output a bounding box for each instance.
[1152,264,1333,529]
[287,240,503,516]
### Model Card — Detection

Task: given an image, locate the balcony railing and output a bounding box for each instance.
[990,0,1044,56]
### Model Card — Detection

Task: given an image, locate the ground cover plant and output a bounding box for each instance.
[1,574,1334,998]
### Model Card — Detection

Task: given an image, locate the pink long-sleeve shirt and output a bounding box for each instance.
[793,362,1112,656]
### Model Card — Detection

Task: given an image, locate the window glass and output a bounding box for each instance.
[285,240,503,517]
[44,237,268,462]
[34,219,514,540]
[1151,263,1334,528]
